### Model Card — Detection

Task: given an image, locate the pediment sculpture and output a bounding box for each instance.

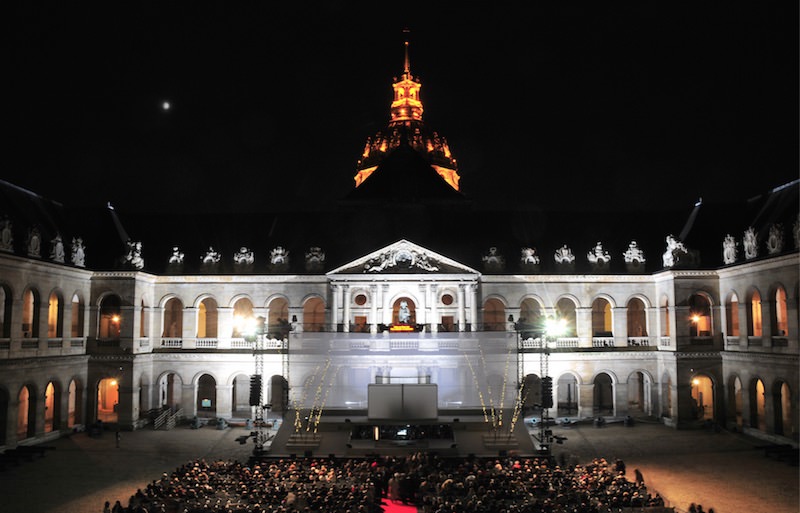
[364,247,439,272]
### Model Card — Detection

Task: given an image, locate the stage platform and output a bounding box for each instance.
[260,409,539,459]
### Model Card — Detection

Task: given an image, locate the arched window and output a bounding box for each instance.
[22,288,39,338]
[725,292,739,336]
[47,291,63,338]
[0,284,12,338]
[626,297,647,337]
[198,298,218,338]
[268,297,290,338]
[591,298,612,336]
[747,290,762,337]
[555,298,577,337]
[773,286,788,337]
[232,298,254,337]
[98,294,122,339]
[519,298,544,337]
[139,299,147,338]
[688,293,712,337]
[303,297,326,332]
[162,297,183,338]
[482,298,505,331]
[71,293,84,337]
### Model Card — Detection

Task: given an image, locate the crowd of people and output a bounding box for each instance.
[102,451,679,513]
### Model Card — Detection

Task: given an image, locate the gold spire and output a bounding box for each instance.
[390,33,423,123]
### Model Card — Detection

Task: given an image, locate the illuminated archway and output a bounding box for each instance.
[197,374,217,417]
[729,375,743,429]
[97,377,119,423]
[303,297,326,332]
[773,380,793,436]
[44,382,56,432]
[67,379,81,428]
[17,385,35,440]
[556,373,578,416]
[690,374,714,421]
[627,371,650,415]
[482,298,505,331]
[751,378,766,431]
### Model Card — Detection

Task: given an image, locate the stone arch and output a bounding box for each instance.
[727,373,744,429]
[157,371,184,411]
[21,286,41,338]
[626,369,654,416]
[690,373,714,421]
[724,289,741,337]
[590,296,614,336]
[482,296,507,331]
[772,379,793,437]
[46,287,65,338]
[161,296,183,338]
[196,373,217,417]
[688,291,714,337]
[745,286,763,337]
[17,383,37,440]
[554,296,578,337]
[592,371,616,416]
[625,296,649,338]
[749,377,767,431]
[768,282,790,337]
[301,294,326,332]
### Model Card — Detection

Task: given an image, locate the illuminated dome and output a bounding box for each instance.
[353,39,460,192]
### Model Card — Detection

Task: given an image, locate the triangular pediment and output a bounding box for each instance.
[327,239,479,275]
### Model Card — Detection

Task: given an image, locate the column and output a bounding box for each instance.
[370,285,378,334]
[615,382,629,417]
[342,285,350,333]
[430,284,439,334]
[216,385,233,419]
[382,284,391,325]
[469,284,478,332]
[457,285,466,332]
[575,307,592,347]
[217,307,234,348]
[182,307,198,349]
[612,306,628,346]
[181,384,196,417]
[577,384,594,419]
[418,283,428,327]
[331,285,340,331]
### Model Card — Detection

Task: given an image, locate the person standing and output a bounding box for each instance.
[115,430,121,448]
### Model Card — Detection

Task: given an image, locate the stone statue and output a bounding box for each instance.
[554,244,575,264]
[202,247,221,264]
[587,241,611,264]
[305,247,325,264]
[27,227,41,257]
[623,241,645,264]
[0,217,13,252]
[521,247,540,265]
[270,246,288,265]
[50,234,65,263]
[766,224,784,255]
[743,227,758,260]
[662,235,687,268]
[234,246,254,265]
[71,237,86,267]
[722,234,737,265]
[169,246,185,264]
[125,240,145,269]
[398,300,411,324]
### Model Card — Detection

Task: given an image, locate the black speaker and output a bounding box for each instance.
[249,374,262,406]
[541,377,553,409]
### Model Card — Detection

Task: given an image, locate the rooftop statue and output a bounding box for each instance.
[27,227,41,257]
[662,235,687,268]
[722,234,737,265]
[554,244,575,264]
[71,237,86,267]
[50,234,65,263]
[623,241,645,264]
[520,247,540,265]
[124,240,145,269]
[169,246,185,264]
[202,247,221,264]
[766,224,784,255]
[270,246,289,265]
[234,246,255,265]
[0,217,13,252]
[587,241,611,264]
[743,227,758,260]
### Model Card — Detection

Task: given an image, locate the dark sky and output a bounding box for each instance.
[7,3,798,214]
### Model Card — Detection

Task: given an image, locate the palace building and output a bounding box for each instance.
[0,40,797,456]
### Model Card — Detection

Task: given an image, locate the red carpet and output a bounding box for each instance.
[382,500,418,513]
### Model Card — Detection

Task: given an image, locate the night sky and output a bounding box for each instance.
[7,3,798,215]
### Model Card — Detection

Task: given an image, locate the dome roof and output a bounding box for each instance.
[353,39,460,193]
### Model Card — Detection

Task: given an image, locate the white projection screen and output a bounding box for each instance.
[367,384,438,420]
